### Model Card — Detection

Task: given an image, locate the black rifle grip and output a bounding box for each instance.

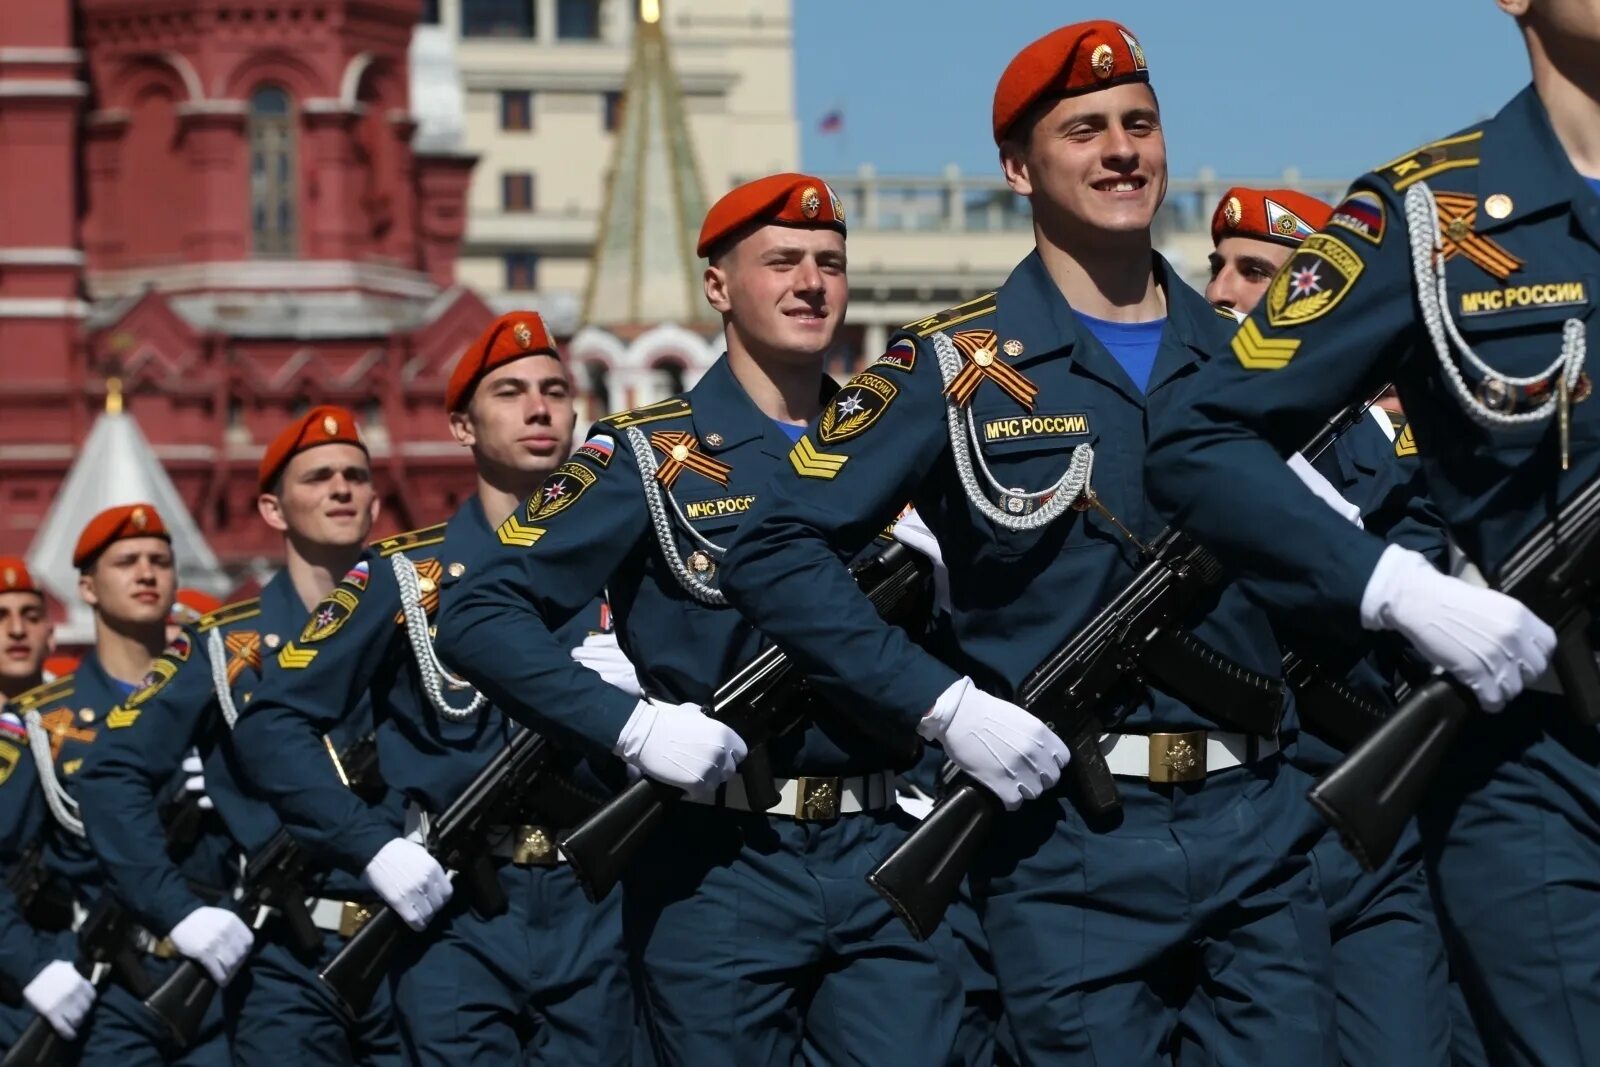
[868,781,1002,941]
[1308,676,1472,871]
[318,906,407,1020]
[142,958,215,1048]
[1551,620,1600,726]
[561,778,678,903]
[463,853,507,919]
[1061,715,1119,817]
[279,895,322,955]
[737,743,780,814]
[1,1016,60,1067]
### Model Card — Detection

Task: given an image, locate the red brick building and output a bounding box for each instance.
[0,0,491,602]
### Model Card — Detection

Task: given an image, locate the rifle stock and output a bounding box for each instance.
[3,1014,64,1067]
[142,958,215,1048]
[868,782,1000,941]
[317,906,407,1020]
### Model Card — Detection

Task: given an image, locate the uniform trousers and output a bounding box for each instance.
[224,920,401,1066]
[1420,691,1600,1067]
[390,858,633,1066]
[975,756,1337,1067]
[622,804,965,1067]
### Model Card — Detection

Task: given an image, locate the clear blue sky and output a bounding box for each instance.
[795,1,1530,184]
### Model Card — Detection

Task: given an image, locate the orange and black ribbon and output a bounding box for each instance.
[650,431,733,490]
[943,329,1038,410]
[1433,193,1524,282]
[224,632,262,685]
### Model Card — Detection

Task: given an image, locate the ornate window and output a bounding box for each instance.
[248,87,297,256]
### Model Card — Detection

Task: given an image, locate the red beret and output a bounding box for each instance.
[170,588,223,626]
[446,312,561,412]
[993,20,1150,144]
[1211,187,1333,247]
[697,173,847,259]
[73,503,169,569]
[0,558,39,596]
[258,405,367,492]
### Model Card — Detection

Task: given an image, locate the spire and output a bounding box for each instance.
[581,0,715,328]
[26,404,229,644]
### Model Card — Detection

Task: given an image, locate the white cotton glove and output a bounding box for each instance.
[1361,544,1556,712]
[182,751,214,811]
[167,906,254,985]
[919,678,1069,811]
[893,508,952,615]
[362,838,452,932]
[23,959,96,1040]
[570,632,643,698]
[1286,452,1364,528]
[613,698,747,793]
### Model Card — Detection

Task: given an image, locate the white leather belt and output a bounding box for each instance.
[487,824,567,867]
[1100,731,1279,783]
[686,771,896,821]
[305,896,378,938]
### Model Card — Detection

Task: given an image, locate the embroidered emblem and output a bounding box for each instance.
[497,514,546,548]
[277,642,318,669]
[873,338,918,374]
[945,330,1039,409]
[1459,281,1587,317]
[106,707,140,729]
[1265,198,1314,241]
[819,373,898,444]
[576,433,615,468]
[1431,193,1524,282]
[126,658,180,709]
[1121,28,1147,69]
[1265,234,1364,329]
[981,412,1091,443]
[1327,190,1386,245]
[648,433,732,490]
[1232,317,1301,370]
[684,494,757,521]
[301,589,360,644]
[1394,423,1418,457]
[789,436,848,480]
[0,740,21,784]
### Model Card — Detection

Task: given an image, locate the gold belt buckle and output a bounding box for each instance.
[151,936,177,960]
[339,901,374,938]
[1148,731,1206,783]
[511,825,558,867]
[794,776,840,821]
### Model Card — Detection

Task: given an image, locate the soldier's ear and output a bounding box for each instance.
[704,263,733,315]
[257,492,289,534]
[999,140,1033,198]
[447,408,477,449]
[77,570,98,609]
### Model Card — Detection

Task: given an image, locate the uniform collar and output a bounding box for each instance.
[1475,85,1592,236]
[692,351,836,460]
[992,250,1213,406]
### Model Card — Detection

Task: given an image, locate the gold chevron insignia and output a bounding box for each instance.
[277,642,319,670]
[106,707,141,730]
[497,514,546,547]
[1232,318,1301,370]
[789,436,849,479]
[1395,424,1418,457]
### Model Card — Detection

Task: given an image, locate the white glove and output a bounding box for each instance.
[167,906,254,985]
[570,632,643,698]
[893,508,951,615]
[182,751,214,811]
[920,678,1069,810]
[613,698,747,793]
[1361,544,1556,712]
[362,838,452,931]
[23,959,96,1040]
[1286,453,1363,528]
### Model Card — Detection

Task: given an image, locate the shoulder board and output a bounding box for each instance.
[372,523,448,558]
[1374,131,1482,192]
[11,676,74,712]
[599,397,692,430]
[197,597,262,632]
[901,292,998,338]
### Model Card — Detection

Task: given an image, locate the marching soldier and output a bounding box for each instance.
[718,27,1339,1064]
[75,407,401,1065]
[231,315,635,1066]
[1208,187,1454,1065]
[0,560,53,703]
[0,505,231,1065]
[1144,4,1600,1062]
[436,175,967,1064]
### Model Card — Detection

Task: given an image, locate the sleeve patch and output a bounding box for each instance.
[789,436,849,479]
[529,462,599,520]
[0,739,19,785]
[497,513,547,547]
[277,642,318,669]
[575,433,616,468]
[300,588,361,644]
[872,338,918,373]
[1326,190,1386,245]
[126,658,180,708]
[1395,423,1418,457]
[818,373,898,445]
[1265,234,1365,329]
[106,707,140,730]
[1232,317,1301,370]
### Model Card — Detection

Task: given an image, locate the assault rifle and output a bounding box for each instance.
[4,895,150,1067]
[560,541,933,903]
[1310,470,1600,870]
[319,728,605,1019]
[867,393,1385,940]
[143,732,380,1046]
